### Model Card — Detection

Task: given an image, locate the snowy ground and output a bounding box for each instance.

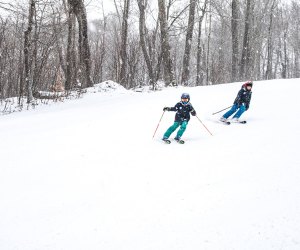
[0,78,300,250]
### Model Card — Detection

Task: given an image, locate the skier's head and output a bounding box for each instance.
[243,81,253,90]
[181,93,190,104]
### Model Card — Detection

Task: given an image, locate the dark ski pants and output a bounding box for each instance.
[223,104,246,119]
[163,121,188,139]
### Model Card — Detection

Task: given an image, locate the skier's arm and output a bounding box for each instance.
[245,93,252,110]
[189,104,197,116]
[163,103,178,112]
[169,104,178,112]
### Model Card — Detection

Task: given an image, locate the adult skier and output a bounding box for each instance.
[220,81,253,123]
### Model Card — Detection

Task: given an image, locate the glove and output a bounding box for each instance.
[191,110,196,116]
[245,104,249,110]
[163,107,170,111]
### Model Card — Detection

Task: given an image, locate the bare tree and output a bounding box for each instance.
[66,0,93,89]
[66,5,76,90]
[24,0,35,103]
[206,0,212,85]
[158,0,175,86]
[181,0,196,86]
[137,0,156,88]
[290,1,300,78]
[118,0,130,86]
[196,0,208,86]
[265,0,277,79]
[240,0,253,80]
[231,0,239,82]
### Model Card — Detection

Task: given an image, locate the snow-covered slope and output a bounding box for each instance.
[0,78,299,250]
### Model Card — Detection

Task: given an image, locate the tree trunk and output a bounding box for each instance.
[231,0,239,82]
[77,0,93,87]
[24,0,35,103]
[181,0,196,86]
[206,1,212,85]
[66,9,76,90]
[137,0,156,88]
[119,0,130,86]
[266,0,276,80]
[158,0,175,86]
[196,0,207,86]
[240,0,252,80]
[294,48,299,78]
[281,30,287,78]
[66,0,93,89]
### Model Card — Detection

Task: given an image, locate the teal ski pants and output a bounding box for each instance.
[163,121,188,139]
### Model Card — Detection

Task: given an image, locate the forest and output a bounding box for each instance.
[0,0,299,104]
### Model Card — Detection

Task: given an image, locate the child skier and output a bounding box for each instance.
[220,81,253,123]
[162,93,196,144]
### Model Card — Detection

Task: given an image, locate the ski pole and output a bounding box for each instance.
[196,115,213,136]
[152,111,165,139]
[212,105,232,115]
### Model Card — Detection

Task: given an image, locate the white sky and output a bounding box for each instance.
[86,0,116,18]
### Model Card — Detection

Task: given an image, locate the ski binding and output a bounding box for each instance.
[220,120,231,125]
[162,138,171,144]
[174,138,185,144]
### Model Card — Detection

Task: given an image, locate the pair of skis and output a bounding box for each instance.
[220,119,247,125]
[162,138,185,144]
[162,120,247,144]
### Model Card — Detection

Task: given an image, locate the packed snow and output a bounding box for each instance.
[0,78,299,250]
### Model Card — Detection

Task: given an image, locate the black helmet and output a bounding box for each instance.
[181,93,190,100]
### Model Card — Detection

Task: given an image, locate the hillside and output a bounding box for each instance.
[0,78,299,250]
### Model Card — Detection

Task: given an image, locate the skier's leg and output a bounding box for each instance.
[233,104,246,118]
[222,104,238,119]
[176,121,188,139]
[163,122,180,139]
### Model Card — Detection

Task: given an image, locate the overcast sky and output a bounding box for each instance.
[86,0,115,18]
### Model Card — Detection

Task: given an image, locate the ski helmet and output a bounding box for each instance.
[243,80,253,88]
[181,93,190,100]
